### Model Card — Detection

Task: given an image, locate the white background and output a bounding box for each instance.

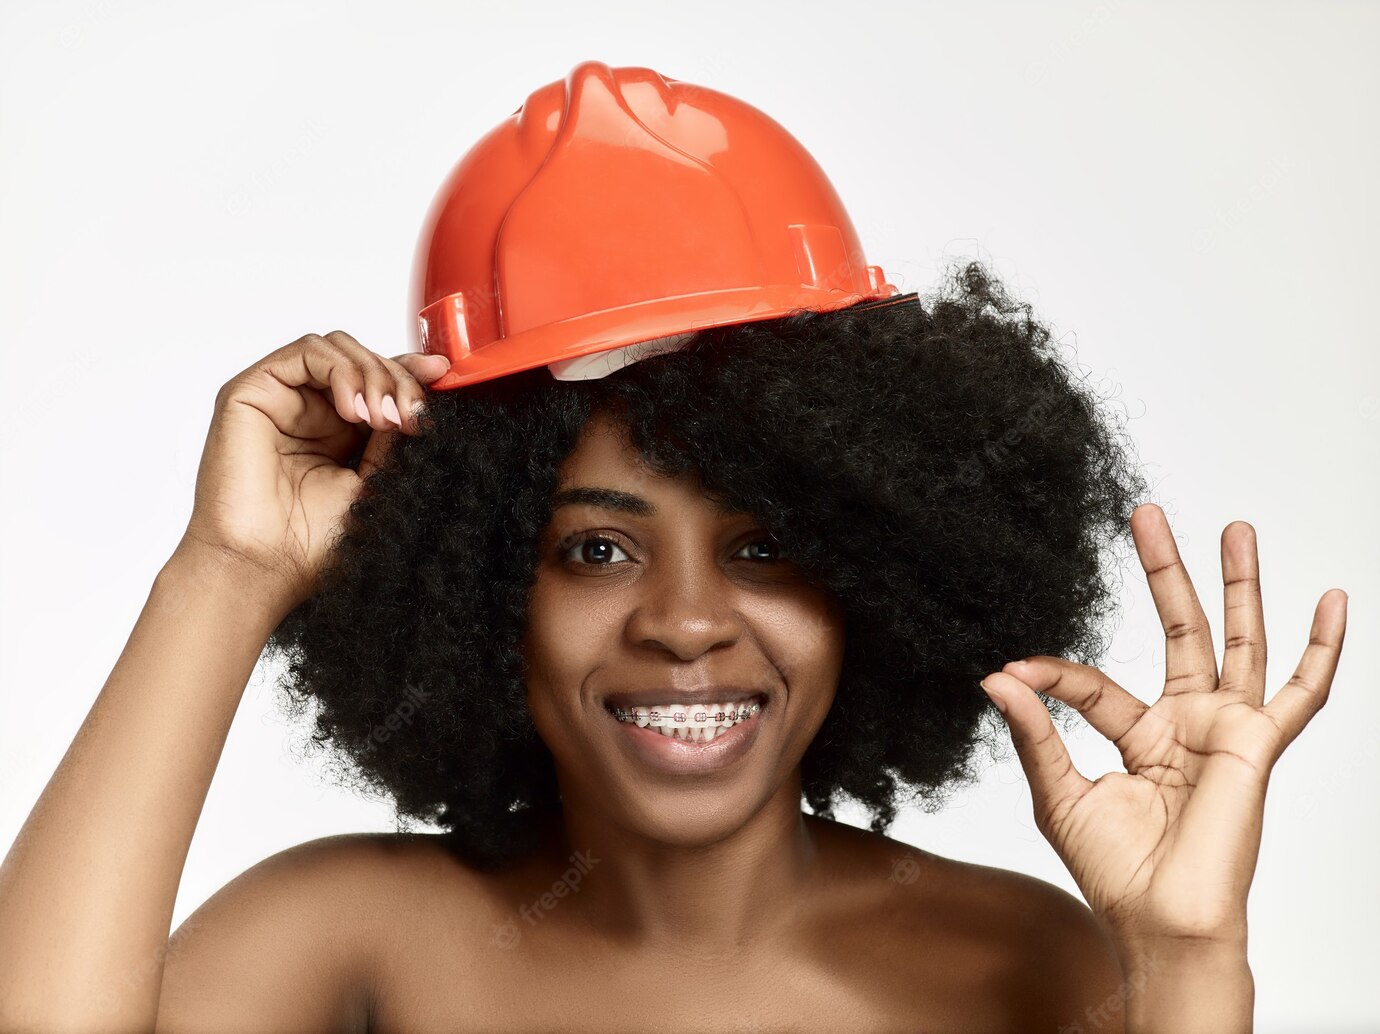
[2,1,1376,1029]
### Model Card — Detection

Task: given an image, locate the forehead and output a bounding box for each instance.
[558,411,649,477]
[552,412,742,517]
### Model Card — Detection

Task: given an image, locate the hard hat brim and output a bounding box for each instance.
[423,283,898,392]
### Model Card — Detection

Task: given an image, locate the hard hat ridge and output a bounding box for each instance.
[411,60,899,391]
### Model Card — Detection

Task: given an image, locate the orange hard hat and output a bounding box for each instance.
[409,60,902,392]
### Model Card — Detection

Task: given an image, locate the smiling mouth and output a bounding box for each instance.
[605,694,767,744]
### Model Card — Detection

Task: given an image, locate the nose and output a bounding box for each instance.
[624,553,745,661]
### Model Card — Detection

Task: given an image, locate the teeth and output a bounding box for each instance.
[611,698,763,735]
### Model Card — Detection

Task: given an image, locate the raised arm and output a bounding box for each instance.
[0,543,292,1029]
[0,333,451,1031]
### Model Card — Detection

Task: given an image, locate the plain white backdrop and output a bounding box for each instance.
[1,1,1375,1029]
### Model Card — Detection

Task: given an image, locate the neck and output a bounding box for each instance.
[541,770,821,953]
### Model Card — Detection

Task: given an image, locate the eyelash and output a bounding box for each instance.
[557,532,785,569]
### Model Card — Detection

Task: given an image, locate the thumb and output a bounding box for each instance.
[356,425,400,481]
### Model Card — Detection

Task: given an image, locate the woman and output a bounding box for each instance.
[0,64,1348,1033]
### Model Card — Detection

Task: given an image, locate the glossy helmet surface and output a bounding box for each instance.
[410,59,900,391]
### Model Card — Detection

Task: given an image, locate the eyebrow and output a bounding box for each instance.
[550,486,744,518]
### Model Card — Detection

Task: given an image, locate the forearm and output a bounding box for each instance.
[1116,935,1254,1034]
[0,542,291,1030]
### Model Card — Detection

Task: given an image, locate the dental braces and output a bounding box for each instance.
[610,702,763,728]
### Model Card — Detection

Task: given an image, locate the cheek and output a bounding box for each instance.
[521,578,621,716]
[754,595,846,701]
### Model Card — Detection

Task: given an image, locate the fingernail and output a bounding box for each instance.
[354,392,370,422]
[381,394,402,428]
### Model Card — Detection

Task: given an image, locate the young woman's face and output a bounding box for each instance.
[522,409,846,845]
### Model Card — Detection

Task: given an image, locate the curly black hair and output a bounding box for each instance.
[262,260,1152,870]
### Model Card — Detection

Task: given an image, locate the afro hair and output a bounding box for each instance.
[262,260,1152,870]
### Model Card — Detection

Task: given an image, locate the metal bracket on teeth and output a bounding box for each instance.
[611,703,762,725]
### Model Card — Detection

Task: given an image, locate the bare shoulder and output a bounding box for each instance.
[805,816,1127,1033]
[157,831,483,1033]
[931,852,1127,1029]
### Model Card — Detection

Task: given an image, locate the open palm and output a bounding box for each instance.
[981,502,1348,946]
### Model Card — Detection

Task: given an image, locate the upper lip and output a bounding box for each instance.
[602,686,770,709]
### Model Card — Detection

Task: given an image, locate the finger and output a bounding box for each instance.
[981,671,1095,836]
[225,375,366,469]
[348,353,449,476]
[999,656,1149,749]
[1261,589,1347,756]
[315,351,448,438]
[322,330,400,433]
[1132,503,1219,695]
[380,351,452,434]
[247,333,376,433]
[325,332,451,437]
[282,380,370,466]
[1219,521,1268,704]
[314,345,448,475]
[225,337,375,463]
[389,351,453,384]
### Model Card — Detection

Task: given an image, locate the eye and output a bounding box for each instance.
[557,533,787,569]
[735,537,784,562]
[560,534,632,567]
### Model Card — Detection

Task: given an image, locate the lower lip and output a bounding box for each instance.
[605,702,768,775]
